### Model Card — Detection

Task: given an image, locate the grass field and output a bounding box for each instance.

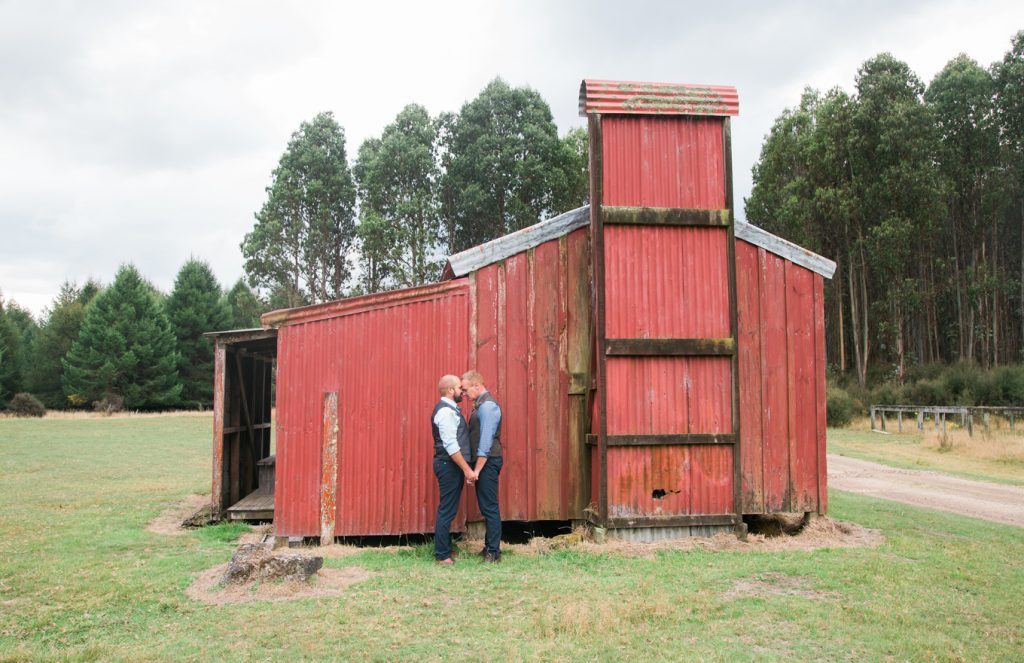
[1,414,1022,661]
[829,417,1024,486]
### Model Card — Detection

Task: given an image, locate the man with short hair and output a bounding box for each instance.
[461,370,503,563]
[431,374,476,565]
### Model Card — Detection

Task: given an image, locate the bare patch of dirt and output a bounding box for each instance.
[146,494,212,536]
[456,516,882,559]
[829,454,1024,527]
[238,526,411,559]
[724,573,835,601]
[186,563,373,605]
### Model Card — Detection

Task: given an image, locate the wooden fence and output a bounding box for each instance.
[869,405,1024,437]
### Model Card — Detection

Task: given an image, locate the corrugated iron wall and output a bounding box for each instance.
[736,239,828,514]
[274,282,470,537]
[590,112,741,527]
[470,227,591,521]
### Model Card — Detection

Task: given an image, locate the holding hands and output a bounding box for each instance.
[464,468,479,485]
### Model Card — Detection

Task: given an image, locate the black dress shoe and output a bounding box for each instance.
[482,552,501,563]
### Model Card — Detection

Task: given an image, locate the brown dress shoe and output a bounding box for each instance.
[482,552,501,563]
[436,557,455,565]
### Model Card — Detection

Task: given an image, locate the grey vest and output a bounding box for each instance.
[431,400,471,462]
[468,391,502,459]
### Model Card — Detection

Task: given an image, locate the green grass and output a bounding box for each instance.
[1,415,1022,661]
[828,424,1024,486]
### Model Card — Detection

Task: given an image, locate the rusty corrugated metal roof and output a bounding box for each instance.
[579,79,740,117]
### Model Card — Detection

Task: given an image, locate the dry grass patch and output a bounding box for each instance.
[146,493,212,536]
[724,573,835,601]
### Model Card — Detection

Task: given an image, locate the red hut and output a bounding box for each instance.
[207,79,836,541]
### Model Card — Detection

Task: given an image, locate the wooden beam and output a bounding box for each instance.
[605,338,735,356]
[601,206,730,227]
[588,433,736,446]
[320,392,339,546]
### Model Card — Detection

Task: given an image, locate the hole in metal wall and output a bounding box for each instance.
[651,488,680,500]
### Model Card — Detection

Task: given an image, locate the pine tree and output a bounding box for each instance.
[27,281,99,408]
[165,260,230,408]
[63,265,182,409]
[0,303,19,406]
[223,279,264,329]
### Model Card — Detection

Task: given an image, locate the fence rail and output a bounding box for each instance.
[869,405,1024,436]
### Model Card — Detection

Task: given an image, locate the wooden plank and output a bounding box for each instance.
[320,391,338,546]
[566,228,591,516]
[211,342,226,511]
[532,240,562,519]
[601,206,730,226]
[760,248,790,511]
[590,113,609,524]
[813,275,828,514]
[590,433,736,446]
[725,116,742,520]
[504,252,531,520]
[605,337,734,356]
[735,242,765,514]
[786,262,818,511]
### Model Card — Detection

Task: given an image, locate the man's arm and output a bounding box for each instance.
[473,401,501,473]
[435,408,476,481]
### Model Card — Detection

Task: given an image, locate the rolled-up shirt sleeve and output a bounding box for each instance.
[476,401,501,458]
[433,407,461,457]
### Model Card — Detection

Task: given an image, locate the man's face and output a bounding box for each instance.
[461,380,481,400]
[451,383,464,403]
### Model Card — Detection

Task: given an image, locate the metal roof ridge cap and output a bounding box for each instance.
[445,205,590,277]
[735,221,837,279]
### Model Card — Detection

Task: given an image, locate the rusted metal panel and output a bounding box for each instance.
[579,80,740,117]
[605,445,733,518]
[273,281,470,537]
[319,392,338,545]
[604,225,730,339]
[734,239,829,514]
[736,240,765,513]
[601,115,726,208]
[470,230,592,522]
[785,260,818,511]
[605,357,731,436]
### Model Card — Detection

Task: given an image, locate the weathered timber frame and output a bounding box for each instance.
[588,114,610,524]
[601,206,730,227]
[605,338,735,356]
[724,117,743,521]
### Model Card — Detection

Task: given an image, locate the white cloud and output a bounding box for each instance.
[1,0,1020,317]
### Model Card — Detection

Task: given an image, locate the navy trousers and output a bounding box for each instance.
[433,457,463,561]
[475,456,503,555]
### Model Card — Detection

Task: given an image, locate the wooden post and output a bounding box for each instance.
[1011,413,1015,433]
[942,413,947,435]
[935,412,940,432]
[897,411,902,432]
[870,406,876,431]
[967,411,973,437]
[984,412,990,434]
[917,411,924,431]
[320,391,339,546]
[881,410,886,432]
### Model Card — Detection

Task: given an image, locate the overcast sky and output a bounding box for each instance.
[2,1,1021,317]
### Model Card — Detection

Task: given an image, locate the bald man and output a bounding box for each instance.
[431,374,477,564]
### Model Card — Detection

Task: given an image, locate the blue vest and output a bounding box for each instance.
[431,400,471,462]
[469,391,502,458]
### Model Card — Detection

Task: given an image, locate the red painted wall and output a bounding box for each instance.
[736,239,828,514]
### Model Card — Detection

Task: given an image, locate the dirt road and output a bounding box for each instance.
[827,454,1024,527]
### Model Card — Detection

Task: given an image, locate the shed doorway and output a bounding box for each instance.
[205,329,277,521]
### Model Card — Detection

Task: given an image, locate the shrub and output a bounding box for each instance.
[93,393,125,414]
[826,384,857,427]
[7,392,46,417]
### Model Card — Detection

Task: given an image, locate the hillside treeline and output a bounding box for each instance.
[0,264,264,411]
[0,78,587,412]
[241,77,588,308]
[747,32,1024,387]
